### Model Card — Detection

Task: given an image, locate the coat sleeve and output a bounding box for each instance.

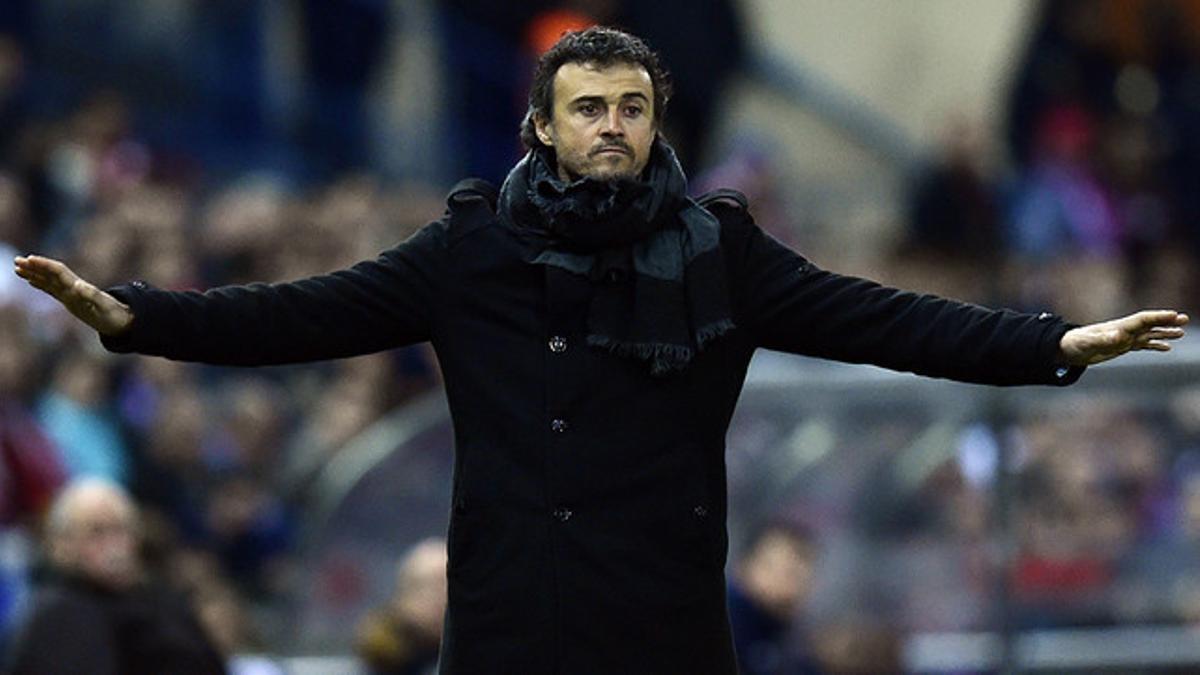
[99,221,446,366]
[718,204,1083,386]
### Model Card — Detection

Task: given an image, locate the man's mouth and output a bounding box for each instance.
[593,146,630,156]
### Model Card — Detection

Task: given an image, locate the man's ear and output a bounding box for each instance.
[534,113,554,147]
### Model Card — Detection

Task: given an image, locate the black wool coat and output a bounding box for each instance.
[103,188,1080,675]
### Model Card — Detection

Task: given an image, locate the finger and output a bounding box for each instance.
[18,255,72,282]
[21,274,54,293]
[1139,327,1186,340]
[15,266,54,290]
[1136,340,1172,352]
[15,254,53,273]
[15,260,80,298]
[14,260,53,280]
[15,255,70,283]
[1129,310,1188,330]
[18,267,65,294]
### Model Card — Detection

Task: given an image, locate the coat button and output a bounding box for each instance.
[549,336,567,353]
[552,507,573,522]
[693,505,709,518]
[550,418,569,433]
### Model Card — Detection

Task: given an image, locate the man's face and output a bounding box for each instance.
[738,530,815,619]
[535,61,656,182]
[56,492,140,590]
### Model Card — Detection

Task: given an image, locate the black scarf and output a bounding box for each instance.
[498,138,735,375]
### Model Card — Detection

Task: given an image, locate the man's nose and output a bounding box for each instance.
[601,109,625,136]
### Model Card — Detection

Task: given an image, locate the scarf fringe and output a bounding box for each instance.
[696,319,736,349]
[587,317,736,377]
[587,334,694,376]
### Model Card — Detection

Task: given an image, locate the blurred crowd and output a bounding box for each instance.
[882,0,1200,645]
[898,0,1200,323]
[2,0,1200,672]
[0,90,445,663]
[0,2,450,663]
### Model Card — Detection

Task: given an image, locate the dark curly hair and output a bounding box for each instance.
[519,27,672,150]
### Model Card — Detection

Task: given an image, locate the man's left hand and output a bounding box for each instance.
[1059,310,1189,366]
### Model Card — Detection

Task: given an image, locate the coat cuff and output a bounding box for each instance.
[98,281,152,354]
[1036,312,1085,386]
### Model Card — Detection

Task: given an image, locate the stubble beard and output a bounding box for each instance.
[558,150,640,184]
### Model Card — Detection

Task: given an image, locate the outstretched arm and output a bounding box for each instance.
[720,204,1189,385]
[12,223,446,366]
[13,255,134,336]
[1059,310,1188,366]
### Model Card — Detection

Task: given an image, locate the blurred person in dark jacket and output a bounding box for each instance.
[622,0,745,172]
[356,538,447,675]
[4,479,227,675]
[13,26,1190,675]
[728,522,823,675]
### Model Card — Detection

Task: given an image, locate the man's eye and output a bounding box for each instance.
[624,106,643,118]
[579,104,599,115]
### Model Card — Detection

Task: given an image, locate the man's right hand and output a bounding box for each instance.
[13,255,134,336]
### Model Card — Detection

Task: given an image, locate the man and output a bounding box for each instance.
[5,479,226,674]
[727,523,822,675]
[12,27,1188,675]
[356,538,447,675]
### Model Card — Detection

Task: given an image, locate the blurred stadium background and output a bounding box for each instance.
[3,0,1200,673]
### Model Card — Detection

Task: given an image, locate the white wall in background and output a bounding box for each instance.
[744,0,1037,149]
[716,0,1037,268]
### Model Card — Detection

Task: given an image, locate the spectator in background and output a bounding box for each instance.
[197,179,288,286]
[622,0,746,173]
[40,92,144,253]
[440,0,535,183]
[0,303,60,660]
[204,471,293,599]
[727,521,823,675]
[162,546,261,658]
[0,32,30,161]
[0,174,61,327]
[896,117,1006,305]
[212,378,286,480]
[355,538,447,675]
[4,479,227,675]
[692,138,791,245]
[36,349,129,485]
[1005,0,1121,168]
[297,0,391,179]
[1007,104,1121,261]
[904,118,1002,268]
[0,305,63,526]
